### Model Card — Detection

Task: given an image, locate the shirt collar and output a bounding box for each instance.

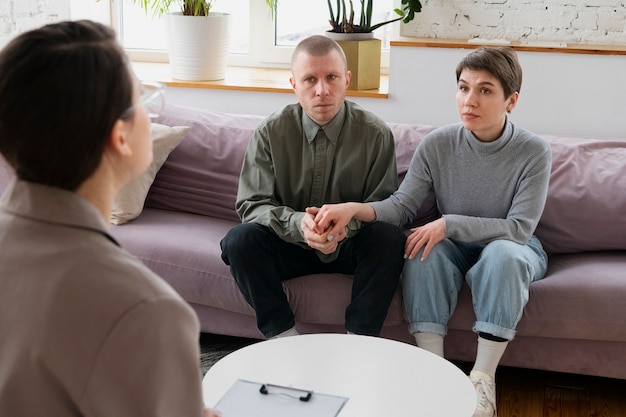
[1,179,119,246]
[302,103,346,145]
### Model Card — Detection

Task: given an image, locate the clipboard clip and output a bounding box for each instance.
[259,383,313,402]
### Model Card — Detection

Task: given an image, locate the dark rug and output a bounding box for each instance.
[199,333,259,376]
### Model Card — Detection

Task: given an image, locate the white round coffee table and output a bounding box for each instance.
[202,333,476,416]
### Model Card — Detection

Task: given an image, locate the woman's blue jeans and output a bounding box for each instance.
[402,236,548,341]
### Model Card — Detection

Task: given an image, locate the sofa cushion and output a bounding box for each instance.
[110,123,189,225]
[146,104,263,222]
[448,251,626,342]
[535,136,626,254]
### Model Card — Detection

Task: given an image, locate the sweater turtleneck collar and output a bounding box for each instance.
[463,117,514,154]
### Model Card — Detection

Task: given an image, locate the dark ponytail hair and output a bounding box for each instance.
[0,20,134,190]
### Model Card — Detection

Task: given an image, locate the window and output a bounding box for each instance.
[275,0,397,48]
[70,0,397,70]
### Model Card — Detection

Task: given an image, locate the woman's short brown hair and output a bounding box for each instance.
[0,20,134,190]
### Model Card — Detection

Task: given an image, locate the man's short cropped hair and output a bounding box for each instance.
[290,34,348,73]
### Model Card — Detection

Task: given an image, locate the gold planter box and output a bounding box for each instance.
[336,38,381,90]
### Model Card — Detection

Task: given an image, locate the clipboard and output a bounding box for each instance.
[213,379,349,417]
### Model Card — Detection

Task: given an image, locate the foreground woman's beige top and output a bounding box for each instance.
[0,179,205,417]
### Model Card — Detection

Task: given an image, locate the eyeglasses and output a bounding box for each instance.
[120,80,166,120]
[140,81,166,118]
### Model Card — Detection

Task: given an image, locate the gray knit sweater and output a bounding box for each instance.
[369,120,552,245]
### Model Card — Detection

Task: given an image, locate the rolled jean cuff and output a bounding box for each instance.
[473,321,516,341]
[408,321,447,336]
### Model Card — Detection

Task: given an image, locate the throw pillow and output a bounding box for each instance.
[144,104,263,223]
[110,123,189,225]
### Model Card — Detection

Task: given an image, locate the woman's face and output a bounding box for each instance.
[456,69,518,142]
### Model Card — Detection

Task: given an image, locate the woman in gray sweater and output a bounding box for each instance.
[308,47,552,417]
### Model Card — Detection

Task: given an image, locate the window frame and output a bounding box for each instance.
[69,0,394,71]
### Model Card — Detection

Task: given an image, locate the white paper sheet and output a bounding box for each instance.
[214,379,349,417]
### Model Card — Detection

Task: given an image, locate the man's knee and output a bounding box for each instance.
[352,223,406,274]
[364,222,406,250]
[220,222,267,264]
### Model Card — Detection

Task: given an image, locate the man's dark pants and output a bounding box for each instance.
[220,222,406,338]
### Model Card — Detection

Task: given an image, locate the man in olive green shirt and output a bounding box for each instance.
[220,35,405,338]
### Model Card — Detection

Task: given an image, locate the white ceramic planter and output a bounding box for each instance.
[165,12,231,81]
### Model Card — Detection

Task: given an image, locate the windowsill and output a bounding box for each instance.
[131,39,625,99]
[390,37,626,55]
[131,62,389,98]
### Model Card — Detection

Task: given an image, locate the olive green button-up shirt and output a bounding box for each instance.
[236,100,398,262]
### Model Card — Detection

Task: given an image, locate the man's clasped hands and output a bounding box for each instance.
[302,203,446,261]
[301,205,351,255]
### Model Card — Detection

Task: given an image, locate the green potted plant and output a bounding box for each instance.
[265,0,423,90]
[130,0,276,17]
[329,0,422,89]
[326,0,422,34]
[119,0,231,80]
[125,0,213,17]
[265,0,422,34]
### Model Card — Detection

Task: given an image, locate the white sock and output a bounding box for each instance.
[471,336,508,380]
[273,326,299,338]
[413,332,444,357]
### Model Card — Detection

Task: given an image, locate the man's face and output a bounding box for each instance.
[289,49,351,126]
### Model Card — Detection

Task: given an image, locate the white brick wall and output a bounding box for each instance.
[0,0,70,48]
[1,0,624,46]
[402,0,626,45]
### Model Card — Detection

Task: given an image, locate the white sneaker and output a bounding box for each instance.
[470,373,497,417]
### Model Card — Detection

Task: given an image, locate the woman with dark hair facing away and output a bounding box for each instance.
[310,47,551,417]
[0,20,220,417]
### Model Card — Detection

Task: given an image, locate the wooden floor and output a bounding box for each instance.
[455,362,626,417]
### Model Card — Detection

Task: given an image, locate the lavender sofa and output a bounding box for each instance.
[2,103,624,380]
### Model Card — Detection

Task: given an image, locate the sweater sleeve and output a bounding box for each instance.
[369,138,435,228]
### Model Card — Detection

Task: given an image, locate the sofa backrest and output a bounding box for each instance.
[146,104,262,223]
[534,135,626,254]
[1,103,624,255]
[146,104,439,225]
[149,104,626,254]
